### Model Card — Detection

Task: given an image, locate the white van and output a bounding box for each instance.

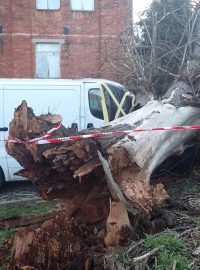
[0,78,134,186]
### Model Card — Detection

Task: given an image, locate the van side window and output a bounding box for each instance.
[88,88,103,120]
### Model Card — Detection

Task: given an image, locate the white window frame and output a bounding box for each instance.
[36,0,60,10]
[70,0,94,11]
[33,40,64,79]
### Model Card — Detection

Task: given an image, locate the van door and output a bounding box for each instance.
[3,83,81,181]
[84,82,105,129]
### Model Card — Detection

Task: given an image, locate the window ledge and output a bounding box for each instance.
[71,10,94,12]
[32,39,64,44]
[36,9,61,11]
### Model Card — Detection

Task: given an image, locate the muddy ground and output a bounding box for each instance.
[0,182,43,205]
[0,172,200,269]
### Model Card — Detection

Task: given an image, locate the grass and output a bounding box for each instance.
[144,231,189,270]
[0,200,62,220]
[0,227,16,246]
[178,179,200,195]
[0,227,15,270]
[181,186,200,194]
[157,250,189,270]
[0,201,60,256]
[0,200,64,269]
[122,253,133,267]
[122,231,189,269]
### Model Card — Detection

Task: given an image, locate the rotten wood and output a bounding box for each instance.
[104,200,132,247]
[6,15,200,257]
[6,99,200,225]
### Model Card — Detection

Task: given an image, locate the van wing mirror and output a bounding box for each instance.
[0,127,8,132]
[71,123,78,132]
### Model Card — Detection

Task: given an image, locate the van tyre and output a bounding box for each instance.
[0,169,5,189]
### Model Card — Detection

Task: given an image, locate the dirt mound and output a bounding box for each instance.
[8,212,106,270]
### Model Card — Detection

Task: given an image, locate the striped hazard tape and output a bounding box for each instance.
[6,122,62,145]
[2,124,200,145]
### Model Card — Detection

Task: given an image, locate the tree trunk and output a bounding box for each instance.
[6,8,200,269]
[6,14,200,262]
[6,99,200,220]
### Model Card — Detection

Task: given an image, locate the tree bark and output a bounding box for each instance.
[6,99,200,221]
[6,8,200,270]
[6,11,200,245]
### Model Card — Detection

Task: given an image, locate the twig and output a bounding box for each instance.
[172,260,177,270]
[155,65,180,78]
[132,245,164,263]
[178,226,200,237]
[103,254,126,270]
[98,150,125,202]
[126,239,145,254]
[97,150,138,216]
[189,259,197,268]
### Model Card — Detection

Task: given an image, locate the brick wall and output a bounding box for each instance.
[0,0,132,81]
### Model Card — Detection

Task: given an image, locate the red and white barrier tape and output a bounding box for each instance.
[7,122,62,145]
[29,122,62,142]
[2,124,200,145]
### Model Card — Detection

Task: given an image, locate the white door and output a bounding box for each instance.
[84,82,105,129]
[3,84,81,181]
[0,89,10,181]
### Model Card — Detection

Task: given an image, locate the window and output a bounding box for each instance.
[89,89,103,120]
[36,0,60,10]
[89,85,133,121]
[106,83,133,119]
[71,0,94,11]
[36,43,61,79]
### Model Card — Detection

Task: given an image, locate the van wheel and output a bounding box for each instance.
[0,169,5,189]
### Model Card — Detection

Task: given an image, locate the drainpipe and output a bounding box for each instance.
[10,0,14,77]
[29,0,33,77]
[98,0,102,77]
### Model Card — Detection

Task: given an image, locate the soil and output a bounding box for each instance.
[0,172,200,270]
[0,182,43,205]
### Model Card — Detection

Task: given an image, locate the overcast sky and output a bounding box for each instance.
[133,0,153,21]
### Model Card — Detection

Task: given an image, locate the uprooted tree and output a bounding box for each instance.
[5,1,200,269]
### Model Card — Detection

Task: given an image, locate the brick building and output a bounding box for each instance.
[0,0,132,81]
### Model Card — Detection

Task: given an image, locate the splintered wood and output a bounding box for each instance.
[6,100,200,268]
[7,100,200,220]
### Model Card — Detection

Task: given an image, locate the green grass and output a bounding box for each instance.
[0,201,65,269]
[122,253,133,267]
[0,227,16,246]
[157,250,188,270]
[144,231,189,270]
[0,227,14,269]
[144,231,187,255]
[181,186,200,194]
[0,201,61,220]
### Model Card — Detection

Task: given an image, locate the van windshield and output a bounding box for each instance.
[88,84,133,121]
[105,83,133,121]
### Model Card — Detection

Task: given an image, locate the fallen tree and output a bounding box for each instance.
[5,3,200,269]
[6,96,200,220]
[6,95,200,268]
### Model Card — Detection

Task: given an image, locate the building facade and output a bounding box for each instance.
[0,0,132,81]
